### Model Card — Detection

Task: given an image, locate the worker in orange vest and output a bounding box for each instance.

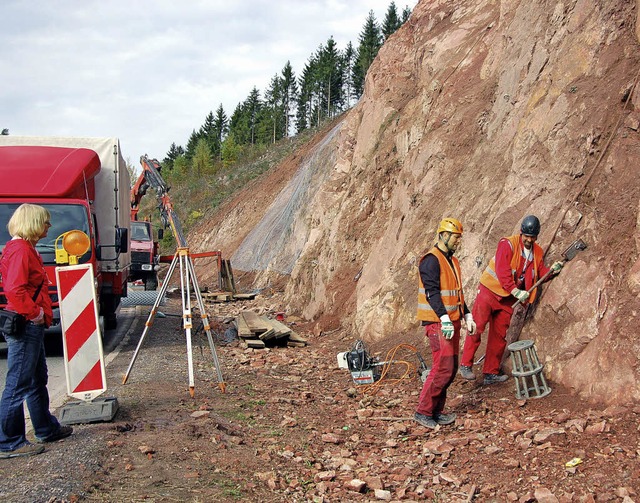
[414,218,475,429]
[459,215,563,385]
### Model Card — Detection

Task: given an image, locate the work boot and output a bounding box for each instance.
[0,443,45,459]
[413,413,438,429]
[36,425,73,444]
[435,412,457,425]
[483,373,509,385]
[459,365,476,380]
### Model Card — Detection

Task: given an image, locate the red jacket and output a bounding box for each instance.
[494,236,550,295]
[1,238,53,326]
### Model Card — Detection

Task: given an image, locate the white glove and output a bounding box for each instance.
[551,261,564,274]
[465,313,476,335]
[511,288,530,304]
[439,314,454,340]
[31,307,45,325]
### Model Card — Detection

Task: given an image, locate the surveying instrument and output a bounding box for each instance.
[122,156,225,396]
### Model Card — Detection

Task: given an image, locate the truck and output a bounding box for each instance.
[0,136,131,332]
[129,219,161,291]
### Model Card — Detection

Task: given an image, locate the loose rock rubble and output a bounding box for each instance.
[0,293,638,502]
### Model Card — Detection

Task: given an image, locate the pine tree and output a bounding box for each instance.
[353,10,382,97]
[263,73,285,144]
[1,128,8,135]
[281,61,298,137]
[317,37,343,119]
[212,104,228,160]
[200,111,219,157]
[401,5,412,22]
[296,56,317,133]
[341,42,356,108]
[163,142,185,170]
[382,2,402,40]
[192,138,213,176]
[185,129,202,160]
[229,88,262,146]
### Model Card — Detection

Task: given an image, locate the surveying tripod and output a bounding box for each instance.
[123,156,226,396]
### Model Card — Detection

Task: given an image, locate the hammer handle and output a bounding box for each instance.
[510,264,560,309]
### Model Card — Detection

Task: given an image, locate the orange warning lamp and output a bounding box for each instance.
[55,230,91,265]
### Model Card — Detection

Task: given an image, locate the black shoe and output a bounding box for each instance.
[435,412,457,425]
[413,413,437,429]
[483,373,509,385]
[459,365,476,380]
[0,443,45,459]
[36,425,73,443]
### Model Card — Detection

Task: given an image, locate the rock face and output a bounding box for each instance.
[192,0,640,405]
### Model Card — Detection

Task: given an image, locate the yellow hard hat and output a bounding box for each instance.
[437,217,463,235]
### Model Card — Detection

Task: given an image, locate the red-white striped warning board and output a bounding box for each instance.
[55,263,106,401]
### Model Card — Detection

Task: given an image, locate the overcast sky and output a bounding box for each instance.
[2,1,418,167]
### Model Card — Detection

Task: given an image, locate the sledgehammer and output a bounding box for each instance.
[511,238,587,308]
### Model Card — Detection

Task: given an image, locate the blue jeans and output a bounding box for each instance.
[0,322,60,451]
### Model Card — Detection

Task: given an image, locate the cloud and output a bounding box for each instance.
[1,0,417,162]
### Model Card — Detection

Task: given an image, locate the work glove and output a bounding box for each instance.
[511,288,530,304]
[465,313,476,335]
[551,260,564,274]
[439,314,454,340]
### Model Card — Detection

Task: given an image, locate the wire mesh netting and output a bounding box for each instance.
[231,122,342,274]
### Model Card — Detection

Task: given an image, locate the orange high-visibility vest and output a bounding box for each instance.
[417,246,464,322]
[479,235,544,303]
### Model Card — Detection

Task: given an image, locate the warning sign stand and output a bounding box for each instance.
[55,263,119,425]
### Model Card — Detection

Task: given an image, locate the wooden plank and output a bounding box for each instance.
[232,293,256,301]
[235,315,253,339]
[203,293,232,303]
[262,317,291,339]
[287,341,307,348]
[257,327,277,341]
[242,311,270,334]
[287,331,307,344]
[244,339,266,349]
[225,260,237,294]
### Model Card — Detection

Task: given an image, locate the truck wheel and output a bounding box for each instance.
[101,296,120,330]
[145,276,158,291]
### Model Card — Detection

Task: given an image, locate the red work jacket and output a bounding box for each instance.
[479,234,549,304]
[1,238,52,325]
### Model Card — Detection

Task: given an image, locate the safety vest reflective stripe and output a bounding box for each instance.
[417,247,464,322]
[418,288,458,296]
[479,235,544,302]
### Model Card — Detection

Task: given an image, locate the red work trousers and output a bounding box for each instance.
[461,285,513,375]
[416,320,461,418]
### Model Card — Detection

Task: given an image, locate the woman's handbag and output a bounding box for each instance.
[0,309,26,336]
[0,281,44,336]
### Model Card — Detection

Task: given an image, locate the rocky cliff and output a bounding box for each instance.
[192,0,640,406]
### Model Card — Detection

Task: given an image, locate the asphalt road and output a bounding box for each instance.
[0,306,138,424]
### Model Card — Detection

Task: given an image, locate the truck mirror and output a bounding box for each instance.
[158,228,164,240]
[116,227,129,254]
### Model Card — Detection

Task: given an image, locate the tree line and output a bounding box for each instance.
[163,2,412,175]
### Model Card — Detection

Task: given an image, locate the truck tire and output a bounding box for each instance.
[144,275,158,291]
[101,296,120,330]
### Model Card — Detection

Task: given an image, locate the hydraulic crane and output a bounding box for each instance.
[123,155,226,395]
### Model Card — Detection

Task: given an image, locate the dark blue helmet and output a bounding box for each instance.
[520,215,540,236]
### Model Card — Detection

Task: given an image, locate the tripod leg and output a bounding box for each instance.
[177,250,196,397]
[187,257,226,392]
[122,253,178,384]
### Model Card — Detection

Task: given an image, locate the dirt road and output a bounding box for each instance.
[0,295,638,502]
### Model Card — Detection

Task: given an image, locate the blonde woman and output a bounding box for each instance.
[0,204,72,459]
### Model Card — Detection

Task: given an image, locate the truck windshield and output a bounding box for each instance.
[0,203,91,265]
[131,221,152,241]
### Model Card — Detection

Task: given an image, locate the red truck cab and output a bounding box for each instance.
[129,220,160,290]
[0,137,131,334]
